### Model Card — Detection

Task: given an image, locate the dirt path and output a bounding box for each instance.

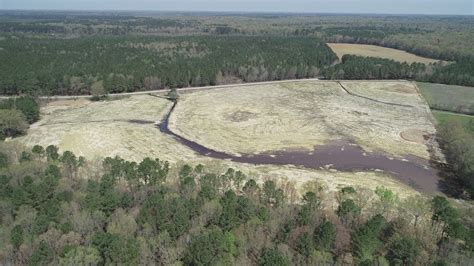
[0,78,321,100]
[337,81,415,108]
[0,78,415,100]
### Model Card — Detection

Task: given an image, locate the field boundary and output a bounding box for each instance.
[431,109,474,118]
[337,81,415,108]
[327,43,443,64]
[0,78,413,100]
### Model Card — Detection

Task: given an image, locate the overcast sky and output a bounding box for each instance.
[1,0,473,15]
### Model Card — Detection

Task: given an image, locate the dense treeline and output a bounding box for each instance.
[323,55,428,80]
[0,143,473,265]
[429,59,474,87]
[1,35,473,96]
[0,11,472,95]
[0,18,195,36]
[1,11,472,60]
[0,96,40,140]
[437,120,474,197]
[0,11,198,36]
[0,36,336,95]
[323,55,474,87]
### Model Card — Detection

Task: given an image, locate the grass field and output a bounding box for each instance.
[12,81,441,198]
[170,81,437,159]
[18,95,199,162]
[432,110,474,133]
[417,82,474,114]
[327,43,442,64]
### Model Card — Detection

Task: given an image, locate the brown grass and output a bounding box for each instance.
[17,95,200,162]
[327,43,441,64]
[11,81,438,198]
[170,81,437,159]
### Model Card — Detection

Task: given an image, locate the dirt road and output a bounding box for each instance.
[0,78,322,100]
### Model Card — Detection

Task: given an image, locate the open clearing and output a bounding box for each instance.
[432,110,474,133]
[418,82,474,114]
[170,81,437,160]
[15,81,441,197]
[19,95,199,162]
[327,43,441,64]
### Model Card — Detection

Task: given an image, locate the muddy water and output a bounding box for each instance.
[127,119,155,124]
[158,102,440,193]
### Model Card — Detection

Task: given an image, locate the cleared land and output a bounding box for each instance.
[170,81,437,159]
[19,95,198,162]
[14,81,440,197]
[418,82,474,114]
[432,110,474,133]
[327,43,441,64]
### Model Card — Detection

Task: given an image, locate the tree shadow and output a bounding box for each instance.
[428,142,466,198]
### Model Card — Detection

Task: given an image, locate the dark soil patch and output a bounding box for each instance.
[128,119,155,124]
[226,111,257,122]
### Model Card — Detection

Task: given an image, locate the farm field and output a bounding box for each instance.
[15,80,440,197]
[418,82,474,114]
[327,43,442,64]
[432,110,474,133]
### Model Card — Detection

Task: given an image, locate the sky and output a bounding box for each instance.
[1,0,473,15]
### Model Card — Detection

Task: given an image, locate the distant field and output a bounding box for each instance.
[418,82,474,114]
[432,110,474,133]
[327,43,441,64]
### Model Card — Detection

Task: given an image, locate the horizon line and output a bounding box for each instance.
[0,8,472,17]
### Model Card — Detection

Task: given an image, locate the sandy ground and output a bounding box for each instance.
[170,81,436,159]
[18,95,198,162]
[13,81,439,198]
[327,43,441,64]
